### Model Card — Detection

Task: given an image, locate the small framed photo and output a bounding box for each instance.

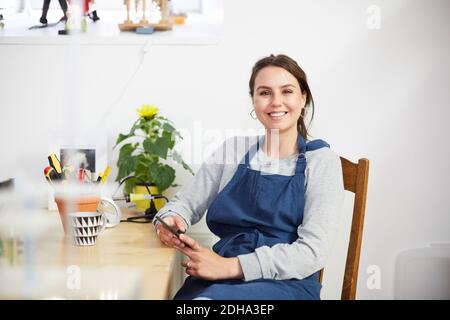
[60,148,96,173]
[47,130,107,210]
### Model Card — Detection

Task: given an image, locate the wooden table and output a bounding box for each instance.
[1,209,176,299]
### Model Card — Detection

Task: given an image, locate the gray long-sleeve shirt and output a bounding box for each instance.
[154,135,345,281]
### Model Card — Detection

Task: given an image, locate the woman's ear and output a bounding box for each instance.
[299,107,305,118]
[301,93,307,108]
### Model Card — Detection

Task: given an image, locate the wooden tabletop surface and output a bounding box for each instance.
[10,209,177,299]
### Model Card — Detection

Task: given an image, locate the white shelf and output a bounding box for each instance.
[0,9,223,46]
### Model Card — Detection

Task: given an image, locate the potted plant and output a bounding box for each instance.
[114,104,193,210]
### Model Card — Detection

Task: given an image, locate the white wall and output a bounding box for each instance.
[1,0,450,299]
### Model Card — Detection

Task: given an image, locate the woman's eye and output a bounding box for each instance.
[260,91,271,96]
[283,90,293,94]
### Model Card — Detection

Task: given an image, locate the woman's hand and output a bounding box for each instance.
[155,215,186,248]
[175,233,244,281]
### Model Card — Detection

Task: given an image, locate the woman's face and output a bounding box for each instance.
[252,66,306,134]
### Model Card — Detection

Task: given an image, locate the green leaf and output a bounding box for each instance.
[116,156,136,182]
[142,138,151,153]
[143,137,169,159]
[172,150,194,175]
[162,121,182,139]
[115,143,137,181]
[148,164,175,192]
[151,119,161,127]
[114,133,130,148]
[158,115,169,121]
[162,130,175,149]
[119,143,135,158]
[124,179,137,195]
[135,153,148,164]
[162,122,175,133]
[135,154,153,180]
[140,122,150,135]
[115,119,142,148]
[130,118,142,136]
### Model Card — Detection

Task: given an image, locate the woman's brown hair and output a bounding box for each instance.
[249,54,314,140]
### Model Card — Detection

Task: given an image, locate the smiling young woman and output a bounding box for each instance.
[154,54,344,300]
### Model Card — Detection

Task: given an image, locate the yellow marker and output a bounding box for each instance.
[48,154,62,176]
[97,166,111,184]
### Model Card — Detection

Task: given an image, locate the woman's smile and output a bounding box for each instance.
[267,111,289,120]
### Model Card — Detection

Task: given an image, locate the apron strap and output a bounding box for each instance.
[243,136,264,167]
[295,133,307,174]
[295,136,331,174]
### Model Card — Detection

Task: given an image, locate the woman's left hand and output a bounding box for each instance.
[174,234,243,281]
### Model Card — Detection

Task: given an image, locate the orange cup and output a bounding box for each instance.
[54,195,100,234]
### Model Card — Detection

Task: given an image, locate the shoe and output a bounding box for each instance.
[89,11,100,22]
[39,17,48,25]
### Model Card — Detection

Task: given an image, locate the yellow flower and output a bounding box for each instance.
[137,104,159,118]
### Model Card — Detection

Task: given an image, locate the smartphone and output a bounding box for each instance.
[155,216,185,238]
[155,216,193,249]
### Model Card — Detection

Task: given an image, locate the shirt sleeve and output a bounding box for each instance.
[153,141,226,231]
[237,148,345,281]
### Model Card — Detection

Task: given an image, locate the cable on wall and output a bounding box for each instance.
[97,38,154,126]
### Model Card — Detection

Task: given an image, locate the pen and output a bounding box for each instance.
[77,168,86,184]
[44,166,60,183]
[48,154,63,179]
[97,166,111,184]
[44,166,53,184]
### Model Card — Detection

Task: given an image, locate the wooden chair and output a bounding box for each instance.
[318,157,370,300]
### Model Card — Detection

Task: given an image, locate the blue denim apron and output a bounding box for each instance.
[174,134,329,300]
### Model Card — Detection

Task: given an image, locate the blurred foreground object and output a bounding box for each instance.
[395,243,450,299]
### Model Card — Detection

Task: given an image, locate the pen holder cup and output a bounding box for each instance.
[54,195,101,235]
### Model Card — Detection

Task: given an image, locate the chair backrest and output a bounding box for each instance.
[318,157,370,300]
